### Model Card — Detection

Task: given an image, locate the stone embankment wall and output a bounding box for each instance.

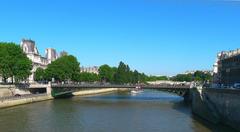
[0,85,32,97]
[72,88,129,96]
[0,94,53,109]
[0,87,129,109]
[0,88,13,97]
[191,87,240,131]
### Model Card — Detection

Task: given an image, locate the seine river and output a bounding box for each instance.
[0,90,236,132]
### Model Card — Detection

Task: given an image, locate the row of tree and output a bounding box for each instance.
[35,58,148,84]
[0,42,165,84]
[36,55,213,84]
[146,76,168,81]
[0,42,212,84]
[170,71,212,82]
[0,42,32,83]
[98,62,148,84]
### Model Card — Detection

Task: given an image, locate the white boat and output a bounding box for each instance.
[131,86,143,94]
[131,90,139,94]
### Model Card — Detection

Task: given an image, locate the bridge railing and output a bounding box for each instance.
[143,85,191,89]
[51,83,136,88]
[51,83,191,89]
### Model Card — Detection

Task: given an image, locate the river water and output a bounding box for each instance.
[0,90,236,132]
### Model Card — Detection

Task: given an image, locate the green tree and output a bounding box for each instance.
[132,70,140,84]
[45,55,80,82]
[79,72,99,82]
[171,74,193,82]
[193,71,212,82]
[34,68,45,82]
[114,61,130,84]
[98,64,115,82]
[170,71,212,82]
[146,75,168,81]
[0,43,32,83]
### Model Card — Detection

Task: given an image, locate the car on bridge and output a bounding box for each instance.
[234,83,240,89]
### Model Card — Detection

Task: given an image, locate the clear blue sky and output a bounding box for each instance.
[0,0,240,76]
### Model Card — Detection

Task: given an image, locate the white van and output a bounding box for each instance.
[234,83,240,89]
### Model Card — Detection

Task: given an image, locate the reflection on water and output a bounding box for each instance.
[0,90,237,132]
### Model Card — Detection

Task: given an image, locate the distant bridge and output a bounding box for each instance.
[0,83,191,101]
[49,84,191,101]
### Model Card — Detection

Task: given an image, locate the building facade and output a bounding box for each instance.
[80,66,99,74]
[213,49,240,87]
[45,48,58,63]
[21,39,58,82]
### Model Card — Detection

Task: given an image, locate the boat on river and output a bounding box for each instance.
[131,86,143,95]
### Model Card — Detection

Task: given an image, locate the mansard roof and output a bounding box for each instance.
[21,39,39,55]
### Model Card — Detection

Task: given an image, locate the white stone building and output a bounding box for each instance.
[21,39,58,82]
[0,39,68,83]
[212,49,240,87]
[80,66,99,74]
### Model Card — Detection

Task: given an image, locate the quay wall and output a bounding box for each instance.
[191,88,240,131]
[0,85,31,97]
[72,88,129,96]
[0,88,129,109]
[0,94,53,109]
[0,88,13,97]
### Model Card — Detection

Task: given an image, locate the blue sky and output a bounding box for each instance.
[0,0,240,75]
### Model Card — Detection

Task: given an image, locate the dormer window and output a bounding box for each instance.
[24,45,28,53]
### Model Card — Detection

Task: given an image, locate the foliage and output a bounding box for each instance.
[0,42,32,83]
[193,71,212,82]
[44,55,80,82]
[114,61,131,84]
[146,76,168,81]
[171,74,193,82]
[98,64,115,82]
[79,72,99,82]
[34,68,45,81]
[99,62,148,84]
[33,55,212,84]
[171,71,212,82]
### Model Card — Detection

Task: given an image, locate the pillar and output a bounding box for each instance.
[47,82,52,95]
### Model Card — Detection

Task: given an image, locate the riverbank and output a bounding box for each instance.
[0,94,53,109]
[0,88,130,109]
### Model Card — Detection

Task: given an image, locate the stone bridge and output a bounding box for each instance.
[0,83,192,103]
[50,84,191,101]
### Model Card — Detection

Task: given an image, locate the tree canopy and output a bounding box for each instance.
[171,71,212,82]
[32,55,212,85]
[171,74,193,82]
[79,72,99,82]
[34,68,45,82]
[98,64,115,82]
[44,55,80,82]
[114,61,131,84]
[0,42,32,83]
[146,75,168,81]
[98,62,148,84]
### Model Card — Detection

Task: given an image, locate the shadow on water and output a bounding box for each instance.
[83,90,183,101]
[54,93,74,99]
[57,89,238,132]
[98,89,239,132]
[192,115,238,132]
[171,98,238,132]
